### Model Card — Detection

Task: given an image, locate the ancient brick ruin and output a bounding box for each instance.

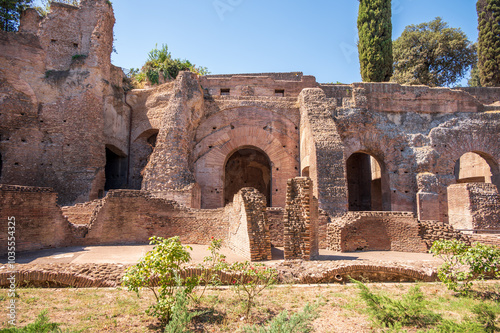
[1,0,500,259]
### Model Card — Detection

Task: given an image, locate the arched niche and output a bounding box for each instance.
[224,146,271,206]
[346,152,391,211]
[454,151,500,189]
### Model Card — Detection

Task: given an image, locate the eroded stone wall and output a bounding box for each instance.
[226,188,271,261]
[0,0,129,205]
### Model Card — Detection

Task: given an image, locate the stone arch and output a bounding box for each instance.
[194,126,299,208]
[129,129,159,190]
[346,152,391,211]
[104,144,127,191]
[224,146,272,206]
[454,151,500,190]
[193,106,299,209]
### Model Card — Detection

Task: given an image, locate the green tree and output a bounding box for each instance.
[477,0,500,86]
[392,17,476,87]
[0,0,33,31]
[357,0,393,82]
[139,43,209,86]
[468,43,482,87]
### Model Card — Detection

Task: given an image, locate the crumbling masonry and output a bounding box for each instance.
[1,1,500,258]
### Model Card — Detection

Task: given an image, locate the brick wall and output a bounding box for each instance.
[0,185,75,255]
[418,220,470,249]
[448,183,500,231]
[328,211,427,253]
[84,190,228,246]
[283,178,319,260]
[226,188,272,261]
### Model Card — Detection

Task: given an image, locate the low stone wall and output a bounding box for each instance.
[470,234,500,247]
[0,185,75,255]
[448,183,500,231]
[328,211,427,252]
[283,178,319,260]
[84,190,228,246]
[150,183,201,209]
[418,220,471,249]
[226,188,272,261]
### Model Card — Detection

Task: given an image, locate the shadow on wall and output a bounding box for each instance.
[346,152,391,211]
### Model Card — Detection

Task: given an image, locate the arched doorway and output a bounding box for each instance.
[224,147,271,206]
[346,152,389,211]
[104,145,128,191]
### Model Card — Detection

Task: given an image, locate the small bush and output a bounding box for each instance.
[230,261,278,317]
[1,311,62,332]
[122,236,197,324]
[242,303,319,333]
[431,240,500,293]
[354,279,441,328]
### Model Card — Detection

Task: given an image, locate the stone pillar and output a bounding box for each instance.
[141,72,204,192]
[283,177,319,260]
[416,173,441,221]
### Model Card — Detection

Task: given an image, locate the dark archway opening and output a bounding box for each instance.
[224,147,271,206]
[104,145,128,191]
[347,152,387,211]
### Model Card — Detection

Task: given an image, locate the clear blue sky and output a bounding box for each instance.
[110,0,478,85]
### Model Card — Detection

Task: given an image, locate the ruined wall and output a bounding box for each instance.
[328,212,427,252]
[0,0,129,205]
[0,185,76,255]
[448,183,500,231]
[418,220,471,249]
[299,88,347,217]
[84,190,228,245]
[226,188,271,261]
[283,178,319,260]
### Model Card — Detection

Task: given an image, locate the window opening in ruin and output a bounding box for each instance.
[454,152,500,189]
[275,89,285,97]
[147,132,158,148]
[104,146,128,191]
[224,147,271,206]
[346,152,389,211]
[302,166,310,178]
[220,88,230,96]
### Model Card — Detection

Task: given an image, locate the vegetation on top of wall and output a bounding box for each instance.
[0,0,33,31]
[392,17,476,87]
[127,44,210,88]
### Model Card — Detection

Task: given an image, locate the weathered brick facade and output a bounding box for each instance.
[1,1,500,257]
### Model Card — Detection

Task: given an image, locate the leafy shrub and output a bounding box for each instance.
[354,279,441,328]
[229,261,277,317]
[242,303,319,333]
[163,286,198,333]
[431,239,500,293]
[194,237,229,302]
[122,236,197,323]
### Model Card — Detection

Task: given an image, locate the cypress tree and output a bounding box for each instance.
[357,0,393,82]
[477,0,500,86]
